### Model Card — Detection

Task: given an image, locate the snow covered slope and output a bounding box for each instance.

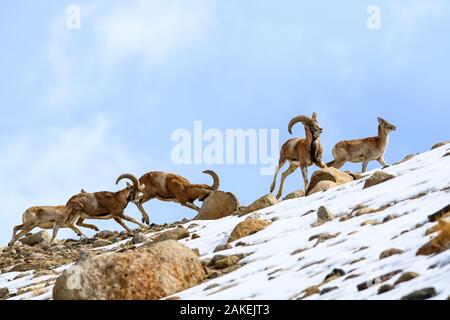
[1,144,450,300]
[174,144,450,300]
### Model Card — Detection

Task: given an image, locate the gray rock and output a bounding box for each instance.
[92,239,113,248]
[320,286,338,295]
[282,190,305,200]
[401,287,437,300]
[379,248,404,260]
[0,287,9,300]
[378,284,394,295]
[131,233,149,245]
[317,206,335,223]
[19,231,50,246]
[363,171,396,189]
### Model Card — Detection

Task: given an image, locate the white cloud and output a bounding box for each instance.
[94,0,214,66]
[0,116,142,244]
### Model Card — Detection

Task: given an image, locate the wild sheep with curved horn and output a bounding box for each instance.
[270,112,326,199]
[66,173,149,234]
[135,170,220,224]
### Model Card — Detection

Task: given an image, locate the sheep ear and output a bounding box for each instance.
[311,112,317,121]
[126,182,131,188]
[377,117,385,124]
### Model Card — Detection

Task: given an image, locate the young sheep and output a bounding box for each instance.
[66,174,149,234]
[8,205,90,246]
[270,112,326,199]
[327,117,397,173]
[135,170,220,224]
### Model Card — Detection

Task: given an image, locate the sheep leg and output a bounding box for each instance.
[50,224,61,243]
[120,213,148,229]
[114,217,133,234]
[361,160,369,173]
[9,224,24,246]
[332,159,346,169]
[181,202,201,212]
[270,159,286,193]
[378,157,389,168]
[10,225,36,246]
[67,223,88,238]
[276,163,298,199]
[301,166,309,191]
[76,217,99,231]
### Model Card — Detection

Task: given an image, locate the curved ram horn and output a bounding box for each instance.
[288,115,313,134]
[116,173,141,190]
[202,170,220,191]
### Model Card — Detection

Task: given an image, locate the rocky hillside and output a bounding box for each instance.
[1,143,449,300]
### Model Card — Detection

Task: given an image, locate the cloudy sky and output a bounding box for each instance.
[0,0,449,245]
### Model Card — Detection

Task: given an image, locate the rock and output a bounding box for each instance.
[393,154,417,165]
[92,239,113,248]
[428,204,450,222]
[379,248,404,260]
[26,252,45,260]
[213,255,240,269]
[306,181,338,196]
[306,168,353,195]
[19,231,50,246]
[228,219,271,243]
[195,191,240,220]
[191,233,200,240]
[95,230,118,239]
[363,171,396,189]
[356,270,402,291]
[320,287,338,295]
[324,268,346,282]
[361,220,378,226]
[382,214,398,223]
[378,284,394,294]
[352,206,376,217]
[344,171,364,180]
[316,206,335,224]
[187,223,200,229]
[131,233,149,245]
[431,141,449,150]
[401,287,437,300]
[394,272,419,285]
[302,285,320,298]
[309,232,338,242]
[291,248,307,255]
[204,283,220,291]
[53,240,206,300]
[237,194,278,217]
[153,226,189,242]
[213,244,232,252]
[282,190,305,200]
[0,287,9,300]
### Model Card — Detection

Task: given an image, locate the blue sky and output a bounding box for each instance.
[1,0,449,245]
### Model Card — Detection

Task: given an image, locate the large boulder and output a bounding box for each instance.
[195,191,240,220]
[19,231,50,246]
[363,171,396,189]
[306,181,338,196]
[306,168,353,196]
[228,219,271,243]
[52,240,206,300]
[237,194,278,217]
